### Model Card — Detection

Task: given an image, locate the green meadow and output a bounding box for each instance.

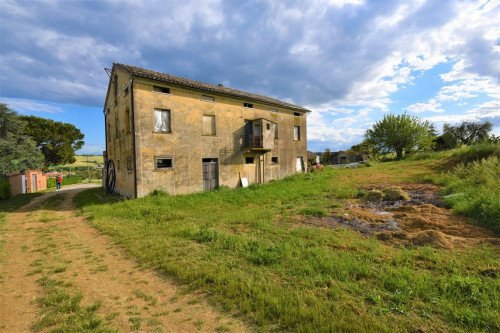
[72,145,500,332]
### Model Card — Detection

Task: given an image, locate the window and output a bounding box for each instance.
[294,112,301,117]
[202,114,216,136]
[155,156,173,169]
[270,109,278,114]
[245,157,254,164]
[243,103,254,108]
[294,125,301,140]
[127,156,132,173]
[153,86,170,94]
[271,156,278,164]
[266,123,271,130]
[154,109,171,132]
[201,95,215,102]
[125,108,131,133]
[274,123,279,138]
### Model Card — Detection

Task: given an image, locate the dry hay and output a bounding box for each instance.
[381,186,410,201]
[365,190,383,202]
[305,183,498,250]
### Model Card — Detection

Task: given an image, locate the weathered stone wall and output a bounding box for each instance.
[104,67,135,197]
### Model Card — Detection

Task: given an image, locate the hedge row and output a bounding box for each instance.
[47,176,83,188]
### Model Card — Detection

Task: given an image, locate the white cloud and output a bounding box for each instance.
[406,98,444,113]
[1,98,64,113]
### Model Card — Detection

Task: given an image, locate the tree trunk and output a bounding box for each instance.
[396,148,403,159]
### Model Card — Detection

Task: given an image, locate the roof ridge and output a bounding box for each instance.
[113,63,310,112]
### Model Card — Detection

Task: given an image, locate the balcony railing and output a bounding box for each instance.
[243,135,263,148]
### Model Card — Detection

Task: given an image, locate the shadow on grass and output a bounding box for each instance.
[0,193,44,212]
[73,187,124,209]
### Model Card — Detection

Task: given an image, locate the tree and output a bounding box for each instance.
[365,113,433,159]
[349,139,374,154]
[20,115,84,167]
[0,103,44,174]
[442,121,493,145]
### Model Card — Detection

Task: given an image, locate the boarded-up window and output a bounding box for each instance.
[154,109,171,132]
[294,125,300,140]
[202,115,216,136]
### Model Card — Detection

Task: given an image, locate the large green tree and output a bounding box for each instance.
[442,121,493,145]
[365,113,433,159]
[0,103,44,174]
[20,115,84,167]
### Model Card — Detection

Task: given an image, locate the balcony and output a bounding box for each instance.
[243,135,263,148]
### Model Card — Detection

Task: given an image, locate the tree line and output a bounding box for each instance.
[0,103,84,175]
[350,113,497,159]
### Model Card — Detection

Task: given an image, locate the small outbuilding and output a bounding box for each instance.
[6,170,47,195]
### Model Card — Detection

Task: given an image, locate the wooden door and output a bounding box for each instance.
[202,159,218,191]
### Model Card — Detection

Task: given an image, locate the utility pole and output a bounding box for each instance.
[87,155,90,182]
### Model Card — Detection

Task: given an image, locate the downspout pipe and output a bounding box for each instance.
[130,77,138,198]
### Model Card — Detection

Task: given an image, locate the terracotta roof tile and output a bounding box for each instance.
[114,63,310,112]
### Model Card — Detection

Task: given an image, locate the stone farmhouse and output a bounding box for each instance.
[103,63,310,198]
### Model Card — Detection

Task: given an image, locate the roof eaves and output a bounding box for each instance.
[114,63,311,113]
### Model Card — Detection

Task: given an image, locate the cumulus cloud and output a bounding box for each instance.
[406,99,444,113]
[1,0,499,150]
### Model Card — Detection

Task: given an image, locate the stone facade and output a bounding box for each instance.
[103,63,309,198]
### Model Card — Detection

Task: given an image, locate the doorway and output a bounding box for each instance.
[32,174,37,192]
[296,156,304,172]
[202,158,219,191]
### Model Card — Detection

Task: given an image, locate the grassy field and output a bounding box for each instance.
[74,152,499,332]
[50,155,103,169]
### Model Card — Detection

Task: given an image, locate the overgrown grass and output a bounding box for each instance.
[435,155,500,234]
[75,161,500,332]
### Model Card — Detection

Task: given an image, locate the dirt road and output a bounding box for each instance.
[0,185,247,332]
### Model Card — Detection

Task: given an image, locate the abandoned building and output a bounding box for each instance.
[103,63,310,198]
[325,151,368,165]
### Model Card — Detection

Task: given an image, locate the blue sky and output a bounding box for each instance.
[1,0,499,154]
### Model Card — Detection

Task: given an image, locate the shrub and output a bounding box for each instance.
[382,187,410,201]
[365,190,383,202]
[0,178,12,200]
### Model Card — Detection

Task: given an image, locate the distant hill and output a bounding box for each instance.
[49,155,103,170]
